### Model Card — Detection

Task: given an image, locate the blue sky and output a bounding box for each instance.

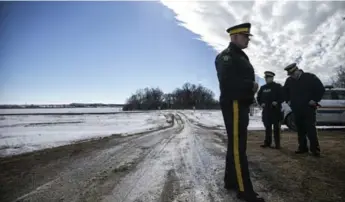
[0,1,264,105]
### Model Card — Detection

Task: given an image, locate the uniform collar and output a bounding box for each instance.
[297,70,304,80]
[229,42,248,59]
[265,81,276,86]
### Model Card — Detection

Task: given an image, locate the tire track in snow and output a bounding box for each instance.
[103,112,240,202]
[171,112,239,202]
[101,113,184,202]
[11,114,180,202]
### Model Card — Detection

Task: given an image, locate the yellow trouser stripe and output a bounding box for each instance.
[233,100,244,192]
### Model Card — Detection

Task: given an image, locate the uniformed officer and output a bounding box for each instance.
[283,63,325,157]
[256,71,284,149]
[215,22,265,202]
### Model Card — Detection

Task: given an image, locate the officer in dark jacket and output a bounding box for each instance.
[256,71,284,149]
[215,22,265,202]
[283,63,325,157]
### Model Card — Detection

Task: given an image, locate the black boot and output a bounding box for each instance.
[237,192,265,202]
[311,151,321,157]
[224,183,236,191]
[295,148,308,154]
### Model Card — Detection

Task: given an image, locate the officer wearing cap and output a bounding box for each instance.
[283,63,325,157]
[256,71,284,149]
[215,22,265,202]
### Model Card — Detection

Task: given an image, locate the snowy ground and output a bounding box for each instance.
[2,113,283,202]
[0,108,269,157]
[1,107,343,157]
[0,111,171,156]
[182,108,288,130]
[1,111,345,202]
[182,109,344,130]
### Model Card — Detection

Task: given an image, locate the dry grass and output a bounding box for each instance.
[247,129,345,202]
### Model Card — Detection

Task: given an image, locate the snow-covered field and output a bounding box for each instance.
[0,108,286,157]
[1,107,343,157]
[182,108,285,130]
[0,111,170,156]
[182,109,344,130]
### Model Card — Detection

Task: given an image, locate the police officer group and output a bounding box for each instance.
[215,22,325,202]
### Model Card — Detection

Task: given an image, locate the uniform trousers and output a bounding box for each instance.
[262,108,281,147]
[292,106,320,153]
[220,99,255,195]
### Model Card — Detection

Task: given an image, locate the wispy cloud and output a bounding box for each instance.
[160,0,345,84]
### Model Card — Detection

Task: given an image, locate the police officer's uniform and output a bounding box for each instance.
[283,63,325,157]
[256,71,284,149]
[215,22,265,202]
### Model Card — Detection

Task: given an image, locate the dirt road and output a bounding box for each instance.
[0,113,260,202]
[1,112,345,202]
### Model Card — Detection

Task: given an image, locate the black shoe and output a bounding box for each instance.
[274,145,281,149]
[260,144,270,148]
[311,152,321,157]
[295,149,308,154]
[224,184,236,190]
[237,192,265,202]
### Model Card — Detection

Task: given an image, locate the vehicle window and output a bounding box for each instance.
[331,91,339,99]
[322,90,345,100]
[337,91,345,100]
[322,91,333,100]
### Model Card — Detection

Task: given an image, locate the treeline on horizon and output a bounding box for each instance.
[122,82,222,111]
[123,65,345,111]
[0,103,124,109]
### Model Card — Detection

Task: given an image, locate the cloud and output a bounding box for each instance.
[160,0,345,85]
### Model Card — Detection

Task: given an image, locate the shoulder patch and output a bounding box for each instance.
[222,55,231,61]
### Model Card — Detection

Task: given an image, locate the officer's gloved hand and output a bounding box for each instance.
[261,103,265,108]
[272,101,277,106]
[309,100,316,106]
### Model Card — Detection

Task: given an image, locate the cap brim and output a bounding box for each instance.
[287,70,295,76]
[231,32,253,36]
[243,32,253,36]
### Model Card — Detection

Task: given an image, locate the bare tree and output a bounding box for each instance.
[332,66,345,88]
[122,83,219,111]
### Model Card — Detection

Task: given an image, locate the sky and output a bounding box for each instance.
[1,1,344,105]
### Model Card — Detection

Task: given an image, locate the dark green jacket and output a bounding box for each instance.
[215,42,255,104]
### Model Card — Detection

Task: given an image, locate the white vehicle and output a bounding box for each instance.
[282,85,345,131]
